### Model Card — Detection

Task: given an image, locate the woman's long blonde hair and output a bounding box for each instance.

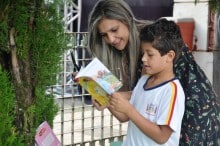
[88,0,150,89]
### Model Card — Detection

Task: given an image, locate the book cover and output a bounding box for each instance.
[35,121,62,146]
[75,57,123,106]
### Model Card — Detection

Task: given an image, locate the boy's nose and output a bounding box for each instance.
[142,54,148,62]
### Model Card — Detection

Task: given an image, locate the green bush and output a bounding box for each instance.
[0,0,66,145]
[0,66,24,146]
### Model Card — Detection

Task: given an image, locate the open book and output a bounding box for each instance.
[75,57,123,106]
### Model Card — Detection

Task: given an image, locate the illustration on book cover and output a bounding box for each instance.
[75,57,123,106]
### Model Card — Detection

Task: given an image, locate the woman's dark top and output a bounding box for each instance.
[174,47,220,146]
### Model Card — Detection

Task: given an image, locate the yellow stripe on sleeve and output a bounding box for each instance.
[165,81,177,125]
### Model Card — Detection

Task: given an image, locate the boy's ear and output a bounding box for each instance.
[166,50,175,62]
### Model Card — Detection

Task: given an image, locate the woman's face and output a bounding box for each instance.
[98,19,129,51]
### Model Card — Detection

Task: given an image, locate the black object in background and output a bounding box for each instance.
[78,0,174,32]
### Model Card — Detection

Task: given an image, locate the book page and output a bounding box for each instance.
[78,78,110,106]
[75,58,123,106]
[76,58,122,94]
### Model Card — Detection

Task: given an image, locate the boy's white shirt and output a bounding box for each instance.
[123,75,185,146]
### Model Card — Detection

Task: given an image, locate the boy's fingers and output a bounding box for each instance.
[92,99,106,111]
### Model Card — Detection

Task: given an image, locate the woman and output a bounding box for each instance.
[88,0,152,91]
[87,0,220,145]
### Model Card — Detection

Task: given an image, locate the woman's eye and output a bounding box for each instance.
[111,28,117,32]
[100,33,106,37]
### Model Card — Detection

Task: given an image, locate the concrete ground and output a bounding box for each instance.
[53,97,127,146]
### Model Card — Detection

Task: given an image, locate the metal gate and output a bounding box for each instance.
[48,32,127,146]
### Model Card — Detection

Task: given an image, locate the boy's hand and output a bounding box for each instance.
[92,98,108,111]
[109,92,131,114]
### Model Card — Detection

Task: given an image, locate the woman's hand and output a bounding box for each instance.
[72,72,78,82]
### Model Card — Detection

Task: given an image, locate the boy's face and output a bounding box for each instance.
[141,42,172,76]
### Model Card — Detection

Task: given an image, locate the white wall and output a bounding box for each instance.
[173,0,209,50]
[192,51,213,84]
[173,0,213,84]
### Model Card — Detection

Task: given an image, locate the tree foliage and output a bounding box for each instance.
[0,0,66,145]
[194,0,220,12]
[0,66,23,146]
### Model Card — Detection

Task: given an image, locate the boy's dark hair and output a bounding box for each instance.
[139,18,184,62]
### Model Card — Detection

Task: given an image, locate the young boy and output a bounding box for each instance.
[109,19,185,146]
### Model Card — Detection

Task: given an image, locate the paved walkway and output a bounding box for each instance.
[53,97,127,146]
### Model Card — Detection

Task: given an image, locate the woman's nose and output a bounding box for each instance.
[107,34,115,44]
